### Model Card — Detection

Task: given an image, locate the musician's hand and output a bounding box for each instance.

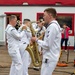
[42,32,45,35]
[39,50,43,55]
[31,37,37,42]
[30,40,33,46]
[22,25,27,30]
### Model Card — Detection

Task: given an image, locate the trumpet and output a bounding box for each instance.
[15,20,22,30]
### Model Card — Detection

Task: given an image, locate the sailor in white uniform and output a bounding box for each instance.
[31,8,61,75]
[32,20,46,52]
[5,15,27,75]
[32,20,46,38]
[18,19,32,75]
[32,20,46,70]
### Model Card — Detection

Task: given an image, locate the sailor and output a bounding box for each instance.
[18,19,32,75]
[32,19,46,38]
[31,8,61,75]
[5,15,27,75]
[32,19,46,70]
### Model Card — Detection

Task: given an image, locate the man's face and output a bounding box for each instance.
[27,21,31,27]
[43,11,50,24]
[38,21,44,27]
[12,18,17,26]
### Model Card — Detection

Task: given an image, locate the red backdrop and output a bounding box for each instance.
[0,0,75,5]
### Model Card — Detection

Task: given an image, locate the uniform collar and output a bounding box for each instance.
[46,20,57,28]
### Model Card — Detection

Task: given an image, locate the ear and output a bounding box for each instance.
[48,13,52,19]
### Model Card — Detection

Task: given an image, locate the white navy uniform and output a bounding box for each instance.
[32,23,46,37]
[36,20,61,75]
[32,23,46,52]
[5,24,26,75]
[18,24,32,75]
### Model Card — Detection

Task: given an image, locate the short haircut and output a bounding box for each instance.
[38,19,44,23]
[44,8,57,18]
[23,19,30,24]
[9,15,17,21]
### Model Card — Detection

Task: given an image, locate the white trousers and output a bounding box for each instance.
[20,43,31,75]
[8,48,23,75]
[41,60,58,75]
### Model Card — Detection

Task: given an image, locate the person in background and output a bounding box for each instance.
[32,19,46,71]
[5,15,27,75]
[31,8,61,75]
[18,19,32,75]
[61,23,70,52]
[32,19,46,38]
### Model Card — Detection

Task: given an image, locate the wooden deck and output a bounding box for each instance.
[0,45,75,75]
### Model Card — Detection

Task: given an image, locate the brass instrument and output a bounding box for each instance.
[15,20,21,30]
[26,22,42,67]
[31,21,45,40]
